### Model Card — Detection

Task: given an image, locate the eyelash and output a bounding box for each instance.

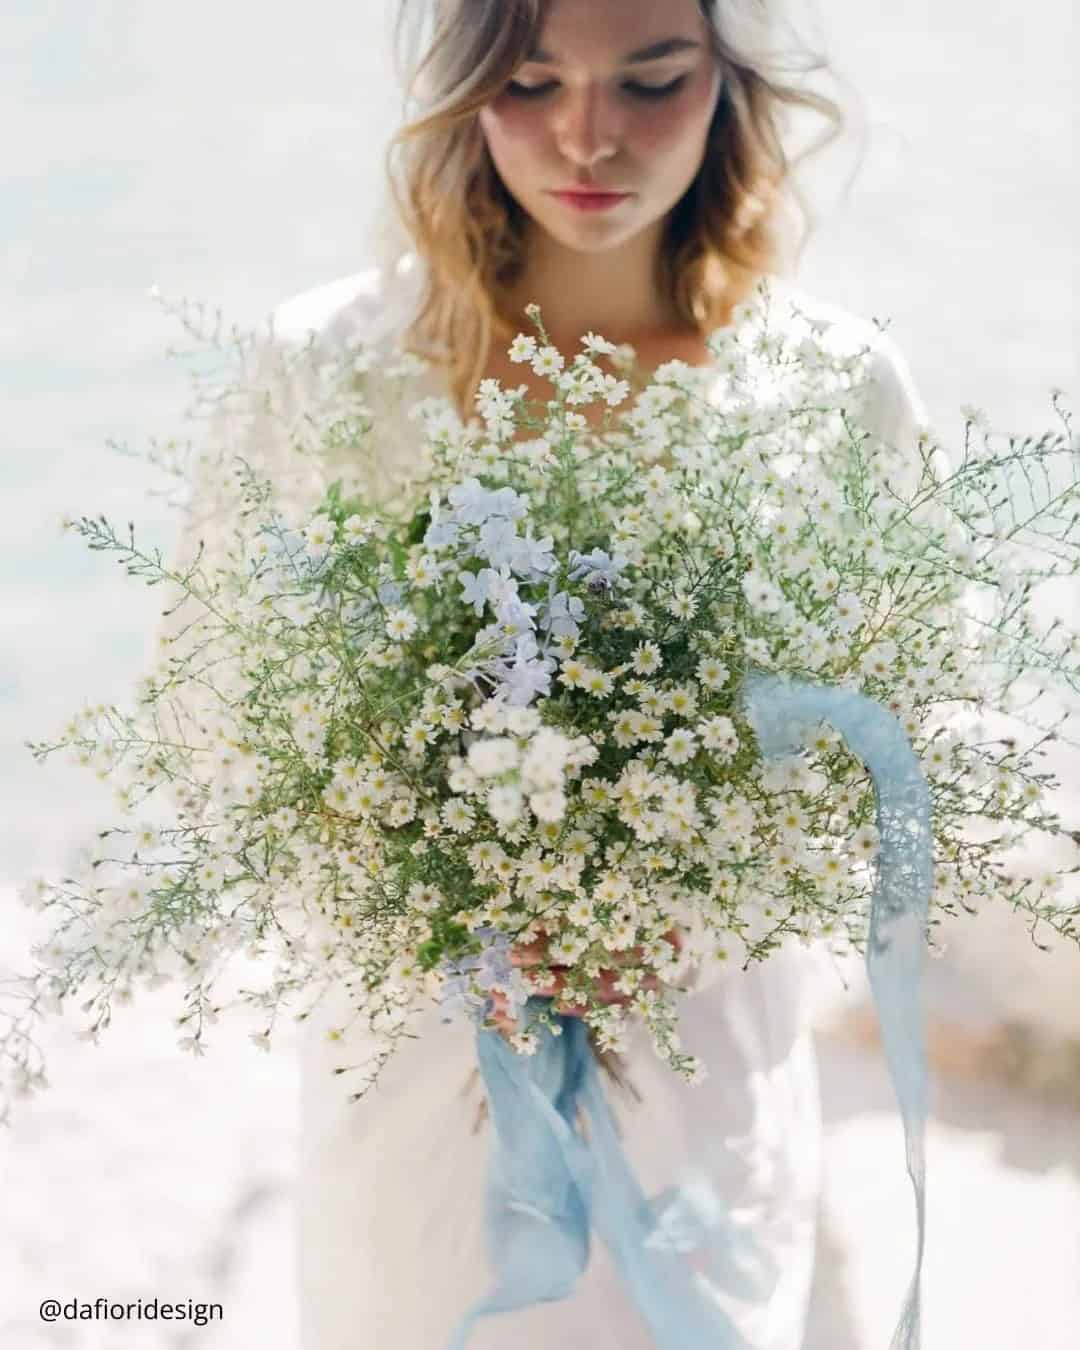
[506,76,688,101]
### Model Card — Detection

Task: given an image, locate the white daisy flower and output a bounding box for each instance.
[508,334,538,363]
[696,657,729,690]
[632,714,664,744]
[441,798,476,833]
[406,554,441,588]
[558,659,589,690]
[662,729,699,766]
[408,882,446,913]
[583,667,615,698]
[532,345,565,378]
[631,641,662,675]
[386,608,419,642]
[303,518,334,558]
[506,706,542,736]
[567,897,595,927]
[342,514,372,544]
[742,575,783,613]
[832,591,864,634]
[132,822,161,853]
[582,331,618,357]
[667,591,698,620]
[549,931,587,963]
[448,762,480,794]
[387,797,417,826]
[610,711,640,748]
[1035,869,1063,895]
[637,687,668,717]
[859,641,898,681]
[404,721,436,753]
[667,684,699,718]
[816,853,847,886]
[776,803,808,837]
[700,715,738,757]
[922,736,956,776]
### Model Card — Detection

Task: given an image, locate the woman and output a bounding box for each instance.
[175,1,929,1345]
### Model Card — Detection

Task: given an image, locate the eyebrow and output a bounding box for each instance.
[526,37,703,66]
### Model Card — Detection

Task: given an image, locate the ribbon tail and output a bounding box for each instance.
[445,1002,594,1350]
[740,671,932,1350]
[574,1047,757,1348]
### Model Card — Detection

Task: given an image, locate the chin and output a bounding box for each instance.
[538,210,643,251]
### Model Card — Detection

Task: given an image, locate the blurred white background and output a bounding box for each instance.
[2,1,1077,1346]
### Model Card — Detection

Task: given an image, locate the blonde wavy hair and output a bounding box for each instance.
[377,0,859,426]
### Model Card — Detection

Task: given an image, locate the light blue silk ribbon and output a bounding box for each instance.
[448,672,931,1349]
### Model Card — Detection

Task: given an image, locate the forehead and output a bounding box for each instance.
[535,0,708,62]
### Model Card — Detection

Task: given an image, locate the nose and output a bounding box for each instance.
[553,85,619,169]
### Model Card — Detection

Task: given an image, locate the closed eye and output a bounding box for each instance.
[506,76,689,101]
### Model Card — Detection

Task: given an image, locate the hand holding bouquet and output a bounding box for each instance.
[489,923,687,1038]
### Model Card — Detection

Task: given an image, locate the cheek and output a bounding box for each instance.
[633,78,719,156]
[479,102,545,163]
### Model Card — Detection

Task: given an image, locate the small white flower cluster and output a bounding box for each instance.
[464,715,595,825]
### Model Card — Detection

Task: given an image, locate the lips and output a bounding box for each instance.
[550,189,631,213]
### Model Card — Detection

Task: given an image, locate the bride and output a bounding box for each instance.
[175,1,928,1345]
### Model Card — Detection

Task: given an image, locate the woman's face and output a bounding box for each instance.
[478,0,722,256]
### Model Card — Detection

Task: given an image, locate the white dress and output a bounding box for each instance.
[164,253,929,1350]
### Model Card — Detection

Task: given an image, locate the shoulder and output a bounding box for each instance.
[270,268,383,344]
[268,251,425,358]
[764,279,929,448]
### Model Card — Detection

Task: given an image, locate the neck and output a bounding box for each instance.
[503,221,689,354]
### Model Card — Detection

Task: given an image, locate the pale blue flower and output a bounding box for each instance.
[448,478,527,527]
[437,928,520,1026]
[540,587,586,640]
[458,566,502,616]
[510,530,557,582]
[476,516,519,570]
[423,519,461,552]
[567,546,629,589]
[378,579,405,607]
[474,619,518,658]
[495,632,556,706]
[487,485,529,522]
[495,593,540,636]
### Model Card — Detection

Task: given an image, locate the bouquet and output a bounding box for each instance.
[7,277,1078,1347]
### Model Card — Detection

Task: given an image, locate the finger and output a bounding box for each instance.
[522,965,567,997]
[488,993,518,1040]
[509,936,550,968]
[664,925,685,954]
[597,970,660,1001]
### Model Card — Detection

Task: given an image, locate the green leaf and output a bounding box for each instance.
[405,509,431,547]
